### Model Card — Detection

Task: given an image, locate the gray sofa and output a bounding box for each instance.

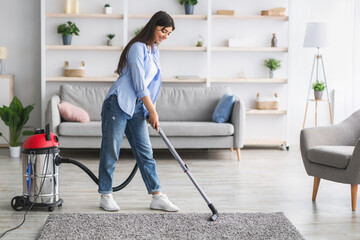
[47,84,246,160]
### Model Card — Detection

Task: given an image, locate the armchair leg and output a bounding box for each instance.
[312,177,321,201]
[351,184,358,211]
[236,148,241,161]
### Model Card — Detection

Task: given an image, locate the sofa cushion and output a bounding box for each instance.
[58,101,90,123]
[212,93,235,123]
[157,87,231,121]
[307,146,354,169]
[148,122,234,137]
[58,121,234,137]
[58,122,102,136]
[60,84,110,121]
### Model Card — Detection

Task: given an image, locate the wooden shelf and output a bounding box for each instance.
[212,47,288,52]
[46,76,208,83]
[308,99,330,102]
[46,76,117,82]
[244,139,286,146]
[46,13,124,19]
[211,78,287,83]
[212,15,288,20]
[163,77,206,83]
[159,46,206,51]
[46,45,123,51]
[128,14,207,20]
[45,45,286,52]
[246,109,287,115]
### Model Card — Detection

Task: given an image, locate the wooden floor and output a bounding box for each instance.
[0,147,359,240]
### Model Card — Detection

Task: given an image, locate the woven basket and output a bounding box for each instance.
[256,93,279,110]
[64,61,85,77]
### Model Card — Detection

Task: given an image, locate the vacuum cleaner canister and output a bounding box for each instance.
[11,126,63,212]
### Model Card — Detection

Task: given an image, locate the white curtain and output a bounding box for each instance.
[344,0,360,116]
[351,0,360,112]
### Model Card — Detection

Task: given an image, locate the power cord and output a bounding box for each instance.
[0,150,50,238]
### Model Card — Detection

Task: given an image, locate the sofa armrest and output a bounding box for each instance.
[231,97,246,148]
[347,138,360,184]
[46,95,61,136]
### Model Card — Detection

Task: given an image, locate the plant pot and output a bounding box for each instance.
[314,90,323,100]
[107,39,113,46]
[184,4,194,15]
[269,70,274,79]
[104,7,112,14]
[62,34,72,45]
[9,146,21,158]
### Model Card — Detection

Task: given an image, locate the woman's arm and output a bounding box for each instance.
[142,95,159,132]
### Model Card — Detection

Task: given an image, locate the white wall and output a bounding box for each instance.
[0,0,41,130]
[0,0,354,146]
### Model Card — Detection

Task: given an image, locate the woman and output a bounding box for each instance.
[98,11,178,212]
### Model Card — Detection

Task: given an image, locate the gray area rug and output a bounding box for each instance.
[39,212,304,240]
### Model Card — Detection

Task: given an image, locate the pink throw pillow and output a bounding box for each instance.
[58,101,90,123]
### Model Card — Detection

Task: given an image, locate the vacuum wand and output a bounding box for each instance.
[158,128,219,221]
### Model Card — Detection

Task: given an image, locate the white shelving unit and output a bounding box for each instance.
[41,0,290,148]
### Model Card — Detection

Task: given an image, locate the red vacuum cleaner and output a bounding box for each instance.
[11,124,219,221]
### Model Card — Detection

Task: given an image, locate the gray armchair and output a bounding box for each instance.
[300,109,360,211]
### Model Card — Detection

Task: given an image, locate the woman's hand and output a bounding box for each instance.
[142,96,159,132]
[147,110,159,132]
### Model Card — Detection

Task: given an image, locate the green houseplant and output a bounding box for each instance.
[104,3,112,14]
[0,97,35,157]
[196,35,204,47]
[57,21,80,45]
[135,26,144,36]
[264,58,281,78]
[179,0,198,15]
[312,80,325,100]
[106,34,115,46]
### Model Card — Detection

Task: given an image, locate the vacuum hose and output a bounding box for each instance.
[55,156,138,192]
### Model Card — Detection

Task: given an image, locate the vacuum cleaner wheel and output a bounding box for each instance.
[11,196,26,211]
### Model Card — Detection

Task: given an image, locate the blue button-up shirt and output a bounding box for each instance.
[105,42,162,117]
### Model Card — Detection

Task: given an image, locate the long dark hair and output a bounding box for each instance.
[115,11,175,74]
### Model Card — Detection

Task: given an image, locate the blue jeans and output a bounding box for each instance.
[98,94,161,194]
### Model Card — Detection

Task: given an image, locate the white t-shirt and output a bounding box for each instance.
[144,54,157,88]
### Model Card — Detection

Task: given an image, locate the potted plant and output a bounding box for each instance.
[135,26,144,36]
[179,0,198,15]
[196,35,204,47]
[57,21,80,45]
[312,80,325,100]
[104,4,112,14]
[264,58,281,78]
[0,97,35,158]
[106,34,115,46]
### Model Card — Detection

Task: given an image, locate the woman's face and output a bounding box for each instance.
[154,26,173,44]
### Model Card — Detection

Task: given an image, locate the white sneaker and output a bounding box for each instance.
[100,193,120,211]
[150,194,179,212]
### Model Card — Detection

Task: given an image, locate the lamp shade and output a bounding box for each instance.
[0,47,7,59]
[303,22,328,48]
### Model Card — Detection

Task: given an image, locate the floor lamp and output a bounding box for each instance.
[0,47,7,75]
[303,22,333,128]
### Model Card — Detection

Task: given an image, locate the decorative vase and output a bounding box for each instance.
[104,7,112,14]
[184,4,194,14]
[271,33,277,47]
[107,39,113,46]
[269,70,274,79]
[62,34,72,45]
[9,146,21,158]
[314,90,323,100]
